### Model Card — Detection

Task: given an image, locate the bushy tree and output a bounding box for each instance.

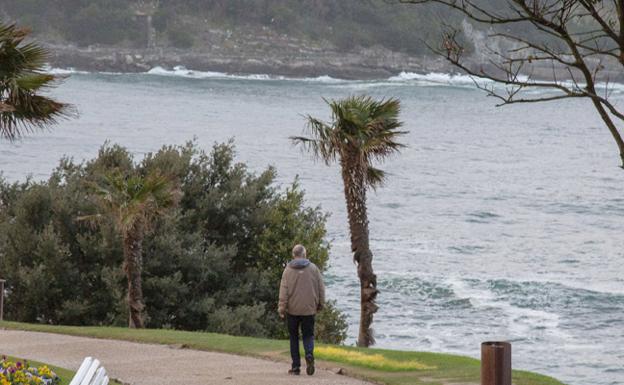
[65,3,139,46]
[0,141,347,342]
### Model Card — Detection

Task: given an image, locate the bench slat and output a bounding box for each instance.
[69,357,93,385]
[79,358,100,385]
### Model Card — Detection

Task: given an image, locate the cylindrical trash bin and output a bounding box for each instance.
[481,341,511,385]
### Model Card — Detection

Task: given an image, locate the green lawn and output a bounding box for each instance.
[0,321,566,385]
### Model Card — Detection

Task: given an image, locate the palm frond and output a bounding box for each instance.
[291,115,342,165]
[0,22,71,139]
[295,95,406,188]
[87,169,180,234]
[366,166,387,189]
[15,73,55,91]
[75,213,105,230]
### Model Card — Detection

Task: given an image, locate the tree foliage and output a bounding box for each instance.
[0,141,346,343]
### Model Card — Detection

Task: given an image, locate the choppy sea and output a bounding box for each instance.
[2,67,623,385]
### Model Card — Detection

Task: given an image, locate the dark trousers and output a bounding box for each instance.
[287,314,315,369]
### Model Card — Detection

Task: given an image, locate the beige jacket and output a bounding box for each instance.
[278,259,325,316]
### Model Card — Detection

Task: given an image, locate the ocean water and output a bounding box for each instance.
[2,69,623,385]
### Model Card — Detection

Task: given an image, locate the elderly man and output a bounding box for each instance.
[278,244,326,376]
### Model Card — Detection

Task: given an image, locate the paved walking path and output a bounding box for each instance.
[0,329,372,385]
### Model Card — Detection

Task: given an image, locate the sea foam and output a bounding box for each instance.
[43,65,624,94]
[146,66,345,83]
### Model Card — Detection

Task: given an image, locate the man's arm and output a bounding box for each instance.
[316,266,325,311]
[278,269,288,318]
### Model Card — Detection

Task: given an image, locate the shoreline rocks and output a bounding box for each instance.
[44,43,455,79]
[44,43,623,83]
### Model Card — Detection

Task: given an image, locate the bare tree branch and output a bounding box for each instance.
[400,0,624,168]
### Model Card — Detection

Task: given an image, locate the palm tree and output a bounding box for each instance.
[292,95,406,347]
[0,23,69,139]
[83,170,180,328]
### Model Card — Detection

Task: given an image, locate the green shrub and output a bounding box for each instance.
[0,141,346,343]
[153,8,173,33]
[206,304,269,336]
[315,301,349,344]
[167,25,194,49]
[65,3,140,46]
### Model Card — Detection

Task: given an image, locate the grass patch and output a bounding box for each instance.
[0,321,566,385]
[316,346,436,371]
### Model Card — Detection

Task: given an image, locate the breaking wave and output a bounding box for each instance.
[145,66,346,83]
[44,65,624,93]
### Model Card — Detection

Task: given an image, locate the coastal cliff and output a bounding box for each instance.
[44,28,453,79]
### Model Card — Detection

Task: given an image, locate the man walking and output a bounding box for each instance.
[279,244,325,376]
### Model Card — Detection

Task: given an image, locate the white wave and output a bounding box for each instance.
[446,277,569,339]
[146,65,256,80]
[299,75,346,84]
[146,66,347,83]
[387,71,624,95]
[388,71,491,86]
[43,66,90,75]
[41,66,624,94]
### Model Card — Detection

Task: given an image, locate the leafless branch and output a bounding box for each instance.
[400,0,624,168]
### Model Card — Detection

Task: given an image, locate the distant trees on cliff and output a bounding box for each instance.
[2,0,471,54]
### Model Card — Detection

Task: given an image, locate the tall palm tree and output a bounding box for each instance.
[0,23,69,139]
[83,170,180,328]
[292,95,406,347]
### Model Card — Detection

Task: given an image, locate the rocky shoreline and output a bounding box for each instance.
[46,44,624,86]
[45,43,458,80]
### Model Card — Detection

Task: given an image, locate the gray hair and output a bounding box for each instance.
[292,244,307,258]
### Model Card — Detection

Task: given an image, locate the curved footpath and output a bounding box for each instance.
[0,329,372,385]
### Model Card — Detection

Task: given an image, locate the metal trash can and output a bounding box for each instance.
[481,341,511,385]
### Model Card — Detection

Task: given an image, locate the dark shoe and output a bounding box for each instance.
[305,355,315,376]
[288,368,300,376]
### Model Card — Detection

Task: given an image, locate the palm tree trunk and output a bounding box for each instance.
[341,156,379,347]
[123,226,146,328]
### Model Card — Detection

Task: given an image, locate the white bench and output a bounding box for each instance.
[69,357,110,385]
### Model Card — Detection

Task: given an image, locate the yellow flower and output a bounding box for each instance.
[37,366,52,378]
[13,370,28,384]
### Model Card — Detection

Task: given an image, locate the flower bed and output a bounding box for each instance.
[0,357,60,385]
